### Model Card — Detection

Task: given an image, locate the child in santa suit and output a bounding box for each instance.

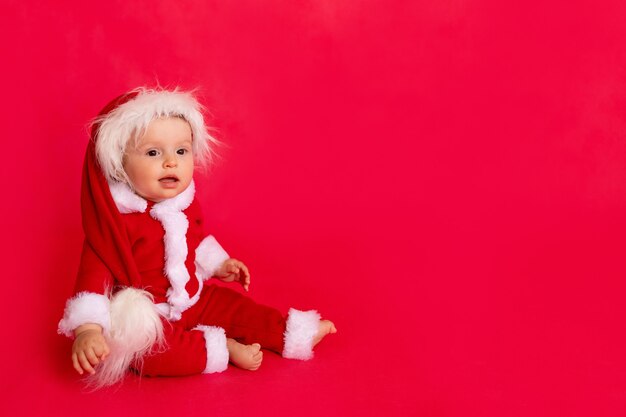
[58,88,336,388]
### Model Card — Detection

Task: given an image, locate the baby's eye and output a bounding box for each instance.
[146,150,158,157]
[176,148,188,155]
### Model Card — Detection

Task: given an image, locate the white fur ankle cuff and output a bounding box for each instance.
[194,325,229,373]
[283,308,321,360]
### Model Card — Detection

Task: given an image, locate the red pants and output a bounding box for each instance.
[135,284,286,376]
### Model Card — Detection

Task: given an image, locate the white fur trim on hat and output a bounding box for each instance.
[195,235,229,280]
[95,87,218,184]
[58,292,111,337]
[194,325,229,373]
[282,308,321,360]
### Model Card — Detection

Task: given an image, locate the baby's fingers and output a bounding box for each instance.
[221,272,236,283]
[241,265,251,290]
[94,342,110,361]
[240,263,250,280]
[78,351,96,375]
[101,343,111,361]
[72,352,84,375]
[86,348,101,366]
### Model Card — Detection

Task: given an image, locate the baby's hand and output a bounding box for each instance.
[215,258,251,291]
[72,324,110,375]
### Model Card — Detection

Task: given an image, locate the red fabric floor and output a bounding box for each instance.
[3,1,626,416]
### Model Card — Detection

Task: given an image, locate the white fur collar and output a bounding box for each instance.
[108,181,148,213]
[108,180,195,214]
[151,180,195,214]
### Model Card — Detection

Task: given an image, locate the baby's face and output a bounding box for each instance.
[123,117,194,202]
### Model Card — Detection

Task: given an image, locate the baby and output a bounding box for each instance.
[58,88,336,387]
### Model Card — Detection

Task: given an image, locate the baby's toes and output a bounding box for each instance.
[321,320,336,334]
[254,352,264,367]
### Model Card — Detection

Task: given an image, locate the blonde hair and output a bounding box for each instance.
[92,87,219,183]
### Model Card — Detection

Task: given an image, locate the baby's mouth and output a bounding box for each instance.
[159,176,179,183]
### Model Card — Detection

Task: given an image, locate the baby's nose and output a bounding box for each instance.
[163,155,178,168]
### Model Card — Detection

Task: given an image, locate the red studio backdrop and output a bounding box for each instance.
[2,1,626,416]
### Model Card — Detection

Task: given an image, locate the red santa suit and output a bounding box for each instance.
[58,90,320,386]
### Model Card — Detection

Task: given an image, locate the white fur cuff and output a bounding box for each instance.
[195,235,229,280]
[283,308,321,360]
[58,292,111,337]
[194,325,229,374]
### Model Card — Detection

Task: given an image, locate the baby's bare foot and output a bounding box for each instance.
[313,320,337,348]
[227,338,263,371]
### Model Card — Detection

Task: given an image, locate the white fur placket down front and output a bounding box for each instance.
[109,180,203,321]
[149,182,198,320]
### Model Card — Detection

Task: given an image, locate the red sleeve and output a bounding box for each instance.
[57,240,114,337]
[74,239,115,296]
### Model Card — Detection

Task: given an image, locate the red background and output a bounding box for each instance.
[2,1,626,416]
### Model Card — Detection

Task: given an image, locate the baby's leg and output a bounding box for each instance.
[133,322,229,377]
[193,285,286,352]
[193,285,336,360]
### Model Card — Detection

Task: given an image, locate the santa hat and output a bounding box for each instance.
[82,90,144,289]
